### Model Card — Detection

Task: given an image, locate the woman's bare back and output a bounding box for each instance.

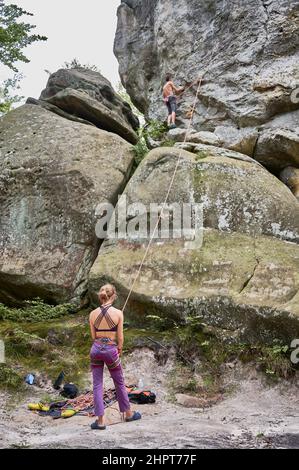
[90,306,122,339]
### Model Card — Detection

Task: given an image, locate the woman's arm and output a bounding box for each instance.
[89,311,96,341]
[117,311,124,356]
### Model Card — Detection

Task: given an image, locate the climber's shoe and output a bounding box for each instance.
[125,410,142,422]
[90,420,106,430]
[169,124,176,130]
[28,403,50,412]
[61,409,77,418]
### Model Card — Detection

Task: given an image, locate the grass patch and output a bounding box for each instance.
[0,365,23,390]
[0,310,91,390]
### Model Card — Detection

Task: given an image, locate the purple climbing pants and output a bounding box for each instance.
[90,338,130,417]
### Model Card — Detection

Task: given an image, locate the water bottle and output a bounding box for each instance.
[138,378,144,390]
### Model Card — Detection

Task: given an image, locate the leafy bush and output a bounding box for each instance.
[0,299,76,323]
[145,120,168,140]
[133,119,169,166]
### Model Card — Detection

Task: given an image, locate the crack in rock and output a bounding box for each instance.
[239,259,260,294]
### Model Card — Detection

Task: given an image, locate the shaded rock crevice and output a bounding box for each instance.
[239,260,260,295]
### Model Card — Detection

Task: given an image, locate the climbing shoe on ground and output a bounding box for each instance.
[28,403,50,412]
[90,420,106,430]
[125,411,142,422]
[169,124,176,129]
[61,409,77,419]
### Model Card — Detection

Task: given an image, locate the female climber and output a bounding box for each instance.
[89,284,141,430]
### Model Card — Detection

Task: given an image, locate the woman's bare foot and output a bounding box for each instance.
[125,410,134,420]
[97,416,105,426]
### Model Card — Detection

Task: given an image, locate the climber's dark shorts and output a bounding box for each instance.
[165,95,177,115]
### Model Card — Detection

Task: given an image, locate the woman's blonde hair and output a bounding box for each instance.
[98,284,116,305]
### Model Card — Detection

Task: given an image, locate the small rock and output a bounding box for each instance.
[188,131,221,146]
[175,393,208,408]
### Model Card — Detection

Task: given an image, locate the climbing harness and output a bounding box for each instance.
[122,76,204,313]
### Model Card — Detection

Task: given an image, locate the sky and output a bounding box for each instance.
[1,0,121,103]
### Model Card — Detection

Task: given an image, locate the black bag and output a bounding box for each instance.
[53,371,65,390]
[60,383,78,399]
[128,390,156,404]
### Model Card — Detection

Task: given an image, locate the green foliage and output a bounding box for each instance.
[0,73,23,114]
[257,342,293,379]
[156,316,296,380]
[0,313,91,390]
[0,365,23,389]
[0,299,77,323]
[62,58,101,73]
[132,119,169,166]
[145,119,168,140]
[133,130,149,166]
[0,3,47,72]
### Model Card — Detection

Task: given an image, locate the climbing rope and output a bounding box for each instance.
[121,77,204,313]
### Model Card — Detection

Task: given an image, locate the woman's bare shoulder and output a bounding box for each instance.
[111,306,123,317]
[89,308,100,321]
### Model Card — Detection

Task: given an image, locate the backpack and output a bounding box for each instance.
[128,390,156,405]
[60,383,78,399]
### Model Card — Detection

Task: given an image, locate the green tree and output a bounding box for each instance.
[0,3,47,114]
[0,73,24,113]
[0,3,47,72]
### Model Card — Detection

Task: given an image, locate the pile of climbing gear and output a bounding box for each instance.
[128,389,156,405]
[28,385,156,419]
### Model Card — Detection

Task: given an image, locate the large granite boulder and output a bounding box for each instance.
[0,104,135,305]
[89,147,299,343]
[114,0,299,170]
[28,68,139,144]
[254,112,299,172]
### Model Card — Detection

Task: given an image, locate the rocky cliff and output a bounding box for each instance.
[89,0,299,342]
[0,3,299,344]
[114,0,299,183]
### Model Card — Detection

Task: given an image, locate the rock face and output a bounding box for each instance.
[89,147,299,344]
[28,68,139,144]
[114,0,299,171]
[0,104,134,305]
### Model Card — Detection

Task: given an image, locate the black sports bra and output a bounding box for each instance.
[94,304,118,332]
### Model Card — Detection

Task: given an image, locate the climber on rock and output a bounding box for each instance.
[163,74,185,129]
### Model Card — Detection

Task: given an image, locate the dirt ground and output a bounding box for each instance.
[0,349,298,449]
